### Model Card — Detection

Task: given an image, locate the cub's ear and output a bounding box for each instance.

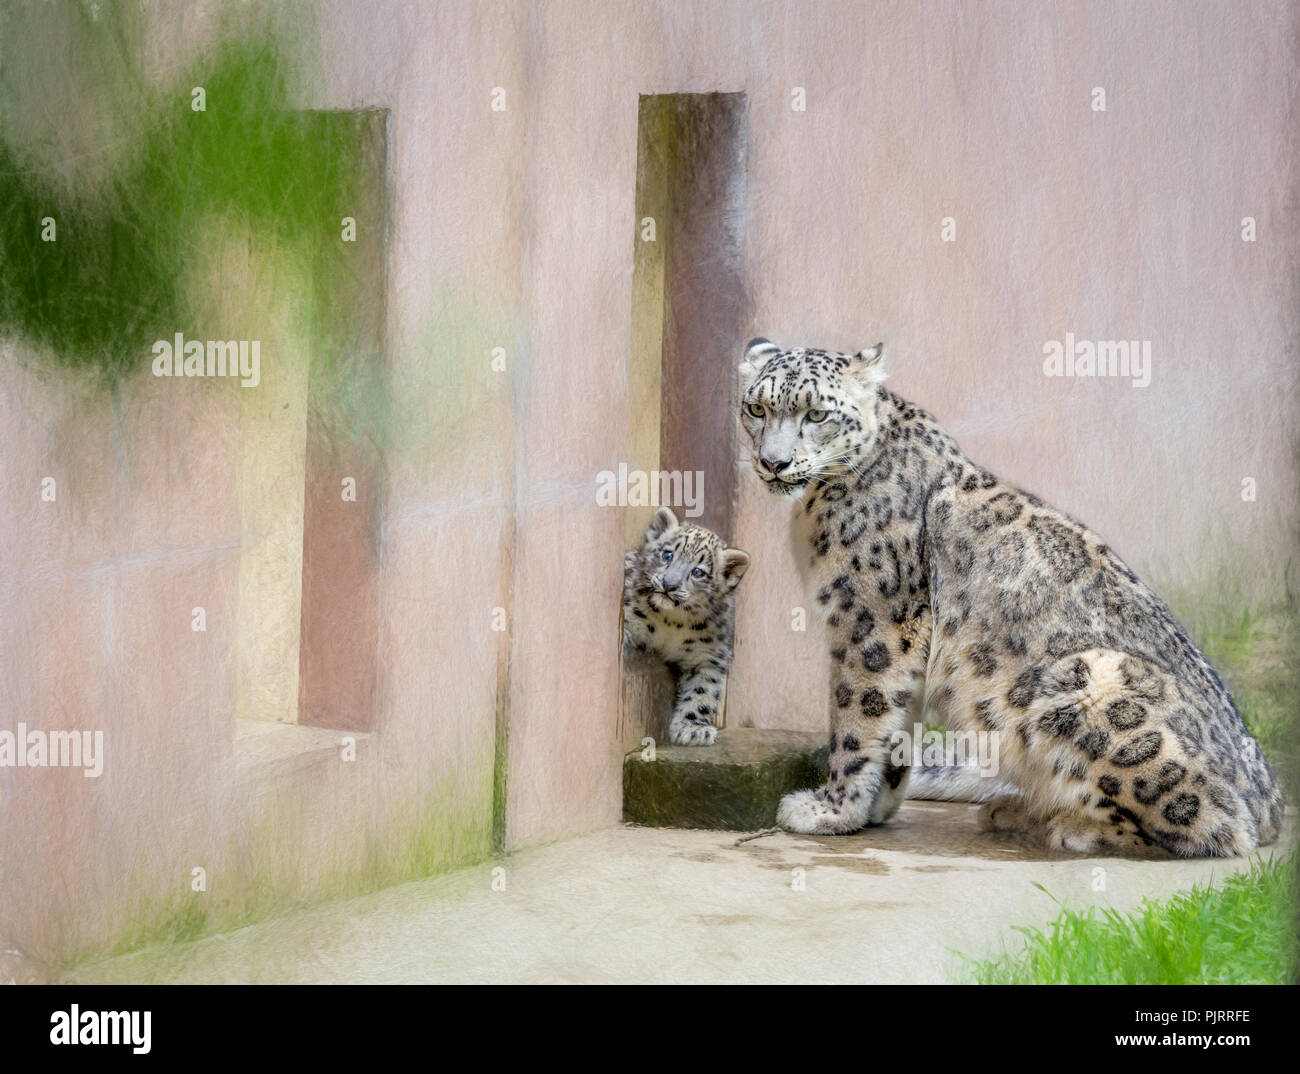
[848,342,887,385]
[645,506,678,542]
[720,547,750,590]
[740,337,779,387]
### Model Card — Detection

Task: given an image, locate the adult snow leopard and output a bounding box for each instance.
[624,507,750,745]
[738,337,1283,856]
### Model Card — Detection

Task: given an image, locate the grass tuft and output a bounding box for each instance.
[955,856,1298,984]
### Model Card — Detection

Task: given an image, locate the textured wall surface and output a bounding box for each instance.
[0,0,1295,965]
[726,0,1300,731]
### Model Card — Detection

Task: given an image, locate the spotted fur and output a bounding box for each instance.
[624,507,750,746]
[739,337,1284,856]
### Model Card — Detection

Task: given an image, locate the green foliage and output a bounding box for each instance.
[956,857,1298,984]
[0,12,366,383]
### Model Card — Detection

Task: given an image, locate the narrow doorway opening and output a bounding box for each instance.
[232,108,389,769]
[620,91,748,746]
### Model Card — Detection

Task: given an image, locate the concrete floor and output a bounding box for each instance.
[63,802,1291,984]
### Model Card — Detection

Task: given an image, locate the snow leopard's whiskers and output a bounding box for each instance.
[809,448,860,478]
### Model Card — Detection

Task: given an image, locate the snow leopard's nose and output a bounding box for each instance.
[662,560,689,590]
[760,452,792,475]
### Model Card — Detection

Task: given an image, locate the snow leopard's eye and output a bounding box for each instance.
[806,409,829,423]
[691,566,707,579]
[744,402,765,419]
[662,548,674,562]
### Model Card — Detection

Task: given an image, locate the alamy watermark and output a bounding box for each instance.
[0,724,103,777]
[152,333,261,388]
[1043,333,1151,388]
[50,1005,150,1054]
[596,463,703,518]
[888,722,999,778]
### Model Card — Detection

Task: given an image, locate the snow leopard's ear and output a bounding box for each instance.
[720,547,750,590]
[847,342,887,386]
[645,506,678,542]
[739,337,779,387]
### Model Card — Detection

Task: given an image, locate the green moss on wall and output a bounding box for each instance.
[0,8,371,395]
[63,764,498,976]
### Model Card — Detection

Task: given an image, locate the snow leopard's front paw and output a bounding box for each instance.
[776,787,869,835]
[668,716,717,746]
[867,760,910,825]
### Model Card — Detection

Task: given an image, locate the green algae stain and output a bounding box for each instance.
[0,9,371,396]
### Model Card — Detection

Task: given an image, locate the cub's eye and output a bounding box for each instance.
[662,548,674,562]
[744,402,765,419]
[806,409,829,423]
[691,566,707,579]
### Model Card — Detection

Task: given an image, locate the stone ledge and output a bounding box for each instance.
[234,719,371,783]
[623,727,829,831]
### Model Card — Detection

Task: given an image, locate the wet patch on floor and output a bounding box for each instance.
[671,850,722,864]
[687,913,759,927]
[806,854,890,875]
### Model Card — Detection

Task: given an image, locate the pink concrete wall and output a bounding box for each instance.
[729,0,1300,729]
[1,0,1295,965]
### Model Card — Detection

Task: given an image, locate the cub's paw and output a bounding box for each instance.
[668,718,717,746]
[776,787,868,835]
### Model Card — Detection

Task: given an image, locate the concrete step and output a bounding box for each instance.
[622,727,829,830]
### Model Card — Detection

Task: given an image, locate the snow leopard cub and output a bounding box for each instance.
[623,507,750,746]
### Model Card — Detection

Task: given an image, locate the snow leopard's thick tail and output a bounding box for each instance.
[905,762,1017,803]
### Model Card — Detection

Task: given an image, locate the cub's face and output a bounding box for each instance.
[738,339,887,496]
[632,508,749,613]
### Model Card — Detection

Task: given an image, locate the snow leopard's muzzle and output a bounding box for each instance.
[750,417,814,495]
